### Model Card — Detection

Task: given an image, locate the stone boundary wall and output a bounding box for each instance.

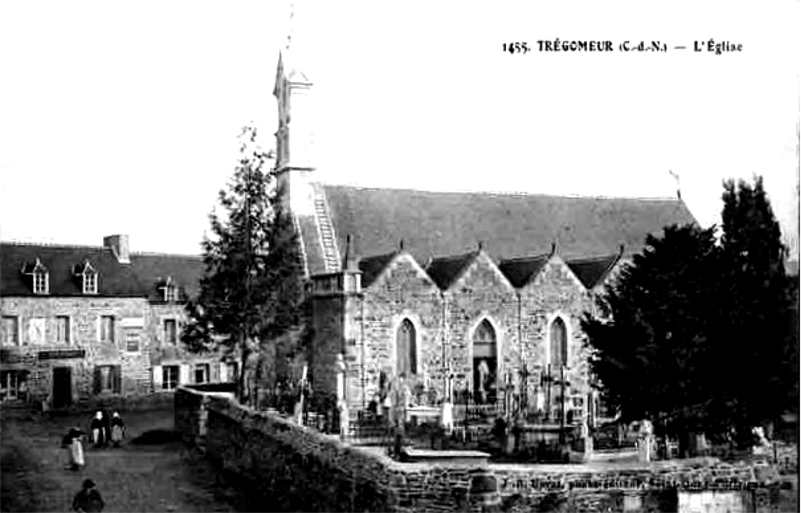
[174,386,234,451]
[176,387,784,513]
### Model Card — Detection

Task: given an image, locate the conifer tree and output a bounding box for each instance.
[582,224,722,451]
[182,126,307,405]
[584,176,796,452]
[716,176,796,443]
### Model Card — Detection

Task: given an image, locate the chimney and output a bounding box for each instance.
[104,234,130,264]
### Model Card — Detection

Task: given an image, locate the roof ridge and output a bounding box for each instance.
[318,182,683,202]
[1,241,202,259]
[132,251,202,259]
[0,240,106,250]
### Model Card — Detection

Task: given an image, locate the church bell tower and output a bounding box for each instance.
[273,1,316,216]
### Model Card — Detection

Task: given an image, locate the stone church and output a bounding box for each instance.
[272,44,696,424]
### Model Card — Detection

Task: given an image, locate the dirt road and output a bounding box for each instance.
[1,408,252,512]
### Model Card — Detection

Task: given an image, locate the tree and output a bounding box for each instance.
[716,176,796,441]
[584,176,797,452]
[182,126,307,405]
[582,224,722,451]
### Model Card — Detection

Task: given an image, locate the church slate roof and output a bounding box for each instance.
[425,251,478,290]
[358,252,398,288]
[565,253,623,290]
[0,242,203,299]
[498,253,552,288]
[315,185,697,277]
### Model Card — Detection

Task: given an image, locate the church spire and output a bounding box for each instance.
[273,0,316,216]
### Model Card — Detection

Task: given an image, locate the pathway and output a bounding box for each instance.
[0,408,253,512]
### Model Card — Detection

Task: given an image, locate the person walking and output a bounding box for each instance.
[90,412,104,448]
[62,427,85,471]
[64,428,85,471]
[110,412,125,447]
[100,409,112,448]
[72,479,105,512]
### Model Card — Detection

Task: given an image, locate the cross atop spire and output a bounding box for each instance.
[286,0,295,52]
[669,169,682,200]
[276,0,311,86]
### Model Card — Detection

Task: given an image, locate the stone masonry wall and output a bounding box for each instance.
[1,296,153,403]
[311,293,345,400]
[444,253,520,393]
[357,254,443,403]
[519,256,594,407]
[1,296,225,406]
[179,388,781,513]
[312,251,601,413]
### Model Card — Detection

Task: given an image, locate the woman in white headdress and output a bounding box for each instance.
[90,411,104,447]
[110,411,126,447]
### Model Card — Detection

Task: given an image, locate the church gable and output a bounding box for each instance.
[362,251,437,293]
[526,254,587,295]
[440,250,515,294]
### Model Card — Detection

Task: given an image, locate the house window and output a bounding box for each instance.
[162,365,179,390]
[33,270,49,294]
[83,272,97,294]
[396,319,417,377]
[194,364,210,384]
[125,328,140,352]
[74,260,98,294]
[25,258,49,294]
[472,319,498,404]
[163,284,178,302]
[226,362,238,383]
[1,370,29,402]
[93,365,121,395]
[550,317,569,367]
[2,317,19,346]
[100,316,115,343]
[56,316,71,344]
[163,319,177,345]
[28,318,46,345]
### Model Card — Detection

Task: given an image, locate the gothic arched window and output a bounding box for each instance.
[550,317,568,367]
[472,319,498,403]
[396,319,417,376]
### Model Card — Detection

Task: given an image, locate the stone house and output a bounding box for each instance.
[0,235,234,408]
[273,45,697,424]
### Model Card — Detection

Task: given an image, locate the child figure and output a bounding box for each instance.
[73,478,104,512]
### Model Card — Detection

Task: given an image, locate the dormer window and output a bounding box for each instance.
[83,273,97,294]
[74,260,98,295]
[22,258,49,295]
[159,277,178,302]
[33,270,48,294]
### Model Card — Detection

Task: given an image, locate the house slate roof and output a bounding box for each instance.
[566,253,623,290]
[314,185,697,278]
[425,251,478,290]
[0,242,204,299]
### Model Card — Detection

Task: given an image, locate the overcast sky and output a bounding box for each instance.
[0,1,798,258]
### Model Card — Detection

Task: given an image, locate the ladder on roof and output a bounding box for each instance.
[312,186,341,272]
